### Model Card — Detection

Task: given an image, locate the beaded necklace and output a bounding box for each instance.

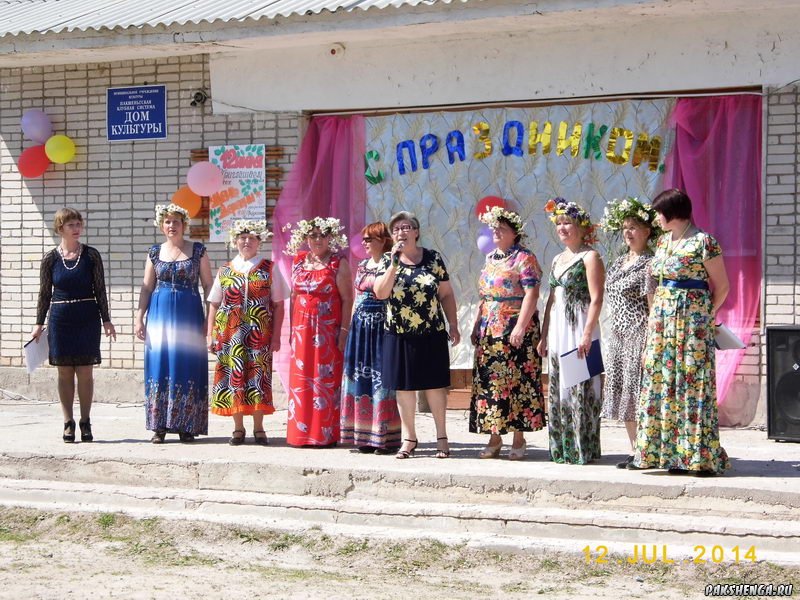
[58,244,82,271]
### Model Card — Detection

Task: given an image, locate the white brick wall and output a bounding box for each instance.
[0,55,300,376]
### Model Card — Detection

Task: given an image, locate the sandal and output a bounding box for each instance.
[253,430,269,446]
[150,430,166,444]
[508,440,527,461]
[478,441,502,459]
[79,419,93,442]
[229,429,246,446]
[395,439,417,460]
[63,419,76,443]
[435,436,450,459]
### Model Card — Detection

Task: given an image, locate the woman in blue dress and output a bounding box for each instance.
[32,207,116,443]
[135,204,212,443]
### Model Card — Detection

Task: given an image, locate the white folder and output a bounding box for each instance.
[24,333,49,374]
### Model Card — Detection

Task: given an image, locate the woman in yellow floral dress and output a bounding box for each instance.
[629,189,730,476]
[469,207,545,461]
[374,212,460,459]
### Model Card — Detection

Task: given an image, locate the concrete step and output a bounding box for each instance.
[0,477,797,565]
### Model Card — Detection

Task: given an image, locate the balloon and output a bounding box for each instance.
[20,110,53,144]
[44,135,76,164]
[474,195,505,218]
[172,185,203,218]
[187,161,223,196]
[18,145,51,178]
[477,225,495,254]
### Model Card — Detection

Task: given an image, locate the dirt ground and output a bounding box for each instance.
[0,508,797,600]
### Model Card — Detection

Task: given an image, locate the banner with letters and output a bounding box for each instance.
[208,144,266,242]
[365,100,674,368]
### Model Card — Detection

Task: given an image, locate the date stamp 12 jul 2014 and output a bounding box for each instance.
[582,544,758,565]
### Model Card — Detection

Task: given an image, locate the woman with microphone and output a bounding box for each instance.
[373,212,460,459]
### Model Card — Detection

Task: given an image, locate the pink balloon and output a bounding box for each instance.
[186,161,223,196]
[477,225,495,254]
[20,110,53,144]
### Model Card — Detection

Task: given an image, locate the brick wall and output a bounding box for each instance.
[0,55,300,399]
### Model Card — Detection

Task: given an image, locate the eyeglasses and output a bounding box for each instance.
[391,225,416,234]
[306,233,329,240]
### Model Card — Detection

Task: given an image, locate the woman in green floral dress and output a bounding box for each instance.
[629,189,730,476]
[538,198,605,464]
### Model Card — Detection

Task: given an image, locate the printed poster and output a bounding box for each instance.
[208,144,266,242]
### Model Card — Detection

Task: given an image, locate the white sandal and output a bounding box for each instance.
[508,440,527,461]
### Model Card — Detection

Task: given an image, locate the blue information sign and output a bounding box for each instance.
[106,85,167,142]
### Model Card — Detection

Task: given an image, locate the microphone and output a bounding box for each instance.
[392,242,404,265]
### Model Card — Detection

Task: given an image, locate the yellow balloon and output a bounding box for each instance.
[44,135,76,164]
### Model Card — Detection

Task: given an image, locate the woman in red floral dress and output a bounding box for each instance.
[285,217,352,447]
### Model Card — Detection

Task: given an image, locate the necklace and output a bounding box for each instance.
[164,242,186,262]
[58,244,82,271]
[306,252,331,269]
[660,221,693,285]
[492,246,516,261]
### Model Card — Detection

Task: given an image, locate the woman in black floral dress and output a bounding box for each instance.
[374,212,460,459]
[31,208,116,443]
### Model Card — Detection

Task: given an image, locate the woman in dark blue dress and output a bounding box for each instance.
[32,208,116,443]
[135,204,212,443]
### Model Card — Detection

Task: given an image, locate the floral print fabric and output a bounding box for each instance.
[287,251,343,446]
[546,253,602,464]
[341,260,401,449]
[634,231,730,474]
[378,248,449,335]
[210,259,276,416]
[470,246,546,434]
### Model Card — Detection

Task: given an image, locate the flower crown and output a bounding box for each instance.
[154,203,189,227]
[544,197,592,228]
[479,206,525,234]
[228,219,272,248]
[599,197,661,235]
[282,217,348,256]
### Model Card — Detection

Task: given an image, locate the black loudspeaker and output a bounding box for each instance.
[767,326,800,442]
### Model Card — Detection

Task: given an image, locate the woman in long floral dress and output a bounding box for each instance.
[629,189,730,476]
[469,207,545,461]
[285,217,352,447]
[207,219,286,446]
[538,198,605,464]
[135,204,213,443]
[340,222,400,453]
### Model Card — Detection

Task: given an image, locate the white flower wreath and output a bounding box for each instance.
[599,196,661,233]
[153,203,190,227]
[228,219,272,248]
[282,217,348,256]
[478,206,525,234]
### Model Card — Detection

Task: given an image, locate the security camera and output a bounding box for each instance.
[190,90,208,106]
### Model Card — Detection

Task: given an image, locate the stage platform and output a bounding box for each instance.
[0,400,798,564]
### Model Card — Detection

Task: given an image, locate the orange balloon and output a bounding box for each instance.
[172,185,202,218]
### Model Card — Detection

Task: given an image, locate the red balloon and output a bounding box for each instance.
[474,195,506,217]
[18,145,51,178]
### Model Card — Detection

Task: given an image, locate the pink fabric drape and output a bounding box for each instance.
[271,115,367,392]
[664,96,762,418]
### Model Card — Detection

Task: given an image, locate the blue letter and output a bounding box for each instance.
[396,140,417,175]
[419,133,440,170]
[445,130,465,165]
[502,120,524,157]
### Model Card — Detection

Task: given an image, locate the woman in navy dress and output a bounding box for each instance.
[135,204,212,443]
[32,208,116,443]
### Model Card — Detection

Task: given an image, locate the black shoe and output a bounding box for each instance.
[178,431,195,443]
[79,419,93,442]
[150,430,166,444]
[253,430,269,446]
[616,455,633,469]
[626,462,653,471]
[693,469,717,478]
[63,419,76,443]
[668,467,688,475]
[374,446,400,455]
[357,446,376,454]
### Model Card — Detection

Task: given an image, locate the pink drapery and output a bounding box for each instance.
[664,96,762,418]
[271,116,367,391]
